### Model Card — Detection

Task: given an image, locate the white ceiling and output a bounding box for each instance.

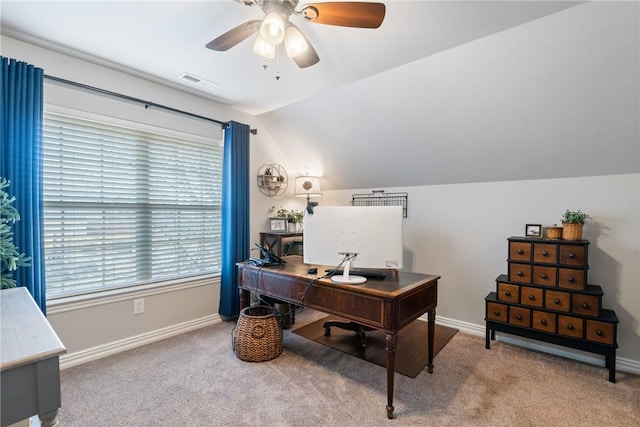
[1,0,582,115]
[3,1,637,191]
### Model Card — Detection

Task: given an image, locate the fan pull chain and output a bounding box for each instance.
[275,45,281,81]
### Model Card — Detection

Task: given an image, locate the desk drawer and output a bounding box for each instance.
[487,302,508,322]
[497,283,519,303]
[558,315,584,339]
[560,245,586,267]
[586,320,616,345]
[545,290,570,313]
[533,266,557,287]
[532,311,556,333]
[533,243,557,264]
[521,286,543,308]
[558,268,586,290]
[508,306,531,327]
[509,263,532,283]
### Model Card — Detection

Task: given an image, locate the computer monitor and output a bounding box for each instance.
[303,205,403,284]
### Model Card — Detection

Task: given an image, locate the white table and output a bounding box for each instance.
[1,287,66,427]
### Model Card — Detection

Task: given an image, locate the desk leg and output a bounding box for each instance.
[427,308,435,374]
[385,333,397,419]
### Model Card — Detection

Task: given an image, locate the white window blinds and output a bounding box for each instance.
[43,112,222,298]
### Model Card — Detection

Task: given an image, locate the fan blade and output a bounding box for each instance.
[290,25,320,68]
[205,19,261,51]
[299,2,385,28]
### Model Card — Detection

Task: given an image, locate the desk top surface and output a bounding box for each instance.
[239,255,440,297]
[1,287,66,371]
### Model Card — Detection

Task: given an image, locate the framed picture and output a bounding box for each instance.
[525,224,542,238]
[268,217,287,232]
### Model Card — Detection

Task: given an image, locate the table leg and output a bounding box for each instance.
[385,333,397,419]
[427,308,435,374]
[39,409,60,427]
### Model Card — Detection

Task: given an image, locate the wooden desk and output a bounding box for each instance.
[237,256,440,419]
[1,287,66,427]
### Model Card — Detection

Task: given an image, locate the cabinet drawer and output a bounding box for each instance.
[532,311,556,333]
[560,245,586,267]
[586,320,616,345]
[558,315,584,339]
[509,306,531,327]
[487,302,508,322]
[558,268,586,290]
[545,290,570,312]
[520,286,543,308]
[573,294,600,317]
[533,243,557,264]
[509,263,532,283]
[497,283,519,304]
[532,266,557,287]
[509,241,532,261]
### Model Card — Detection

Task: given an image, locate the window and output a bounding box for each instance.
[43,112,222,298]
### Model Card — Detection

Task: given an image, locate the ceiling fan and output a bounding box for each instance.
[205,1,386,69]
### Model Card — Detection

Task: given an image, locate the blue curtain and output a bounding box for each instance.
[0,56,47,313]
[219,121,250,318]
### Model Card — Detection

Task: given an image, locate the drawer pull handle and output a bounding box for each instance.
[493,310,501,316]
[568,252,576,258]
[517,271,524,277]
[554,298,561,305]
[568,277,576,283]
[516,314,522,320]
[582,302,589,309]
[542,251,549,256]
[528,295,535,301]
[517,249,524,255]
[540,319,548,325]
[504,291,511,297]
[567,324,574,330]
[596,329,604,336]
[541,274,548,279]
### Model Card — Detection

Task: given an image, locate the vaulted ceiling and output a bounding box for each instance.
[2,1,638,190]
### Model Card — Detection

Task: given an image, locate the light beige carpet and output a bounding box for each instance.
[57,308,640,426]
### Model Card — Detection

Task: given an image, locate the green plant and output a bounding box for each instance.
[561,209,589,225]
[1,177,31,289]
[276,207,304,224]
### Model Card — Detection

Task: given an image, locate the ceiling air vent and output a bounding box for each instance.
[179,73,220,91]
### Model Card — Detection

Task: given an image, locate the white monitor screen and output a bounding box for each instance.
[303,205,403,270]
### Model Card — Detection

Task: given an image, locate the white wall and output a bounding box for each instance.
[313,173,640,365]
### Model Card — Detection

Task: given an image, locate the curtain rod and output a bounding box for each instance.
[44,74,257,134]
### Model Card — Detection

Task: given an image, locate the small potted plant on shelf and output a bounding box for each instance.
[276,207,303,233]
[561,209,589,241]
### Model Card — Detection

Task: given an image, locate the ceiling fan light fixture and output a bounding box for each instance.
[260,12,286,45]
[253,35,276,59]
[284,25,308,58]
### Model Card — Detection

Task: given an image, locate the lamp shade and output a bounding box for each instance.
[260,12,286,45]
[253,35,276,59]
[294,176,322,198]
[284,25,308,58]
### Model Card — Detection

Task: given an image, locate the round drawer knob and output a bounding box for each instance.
[517,271,524,276]
[542,251,548,256]
[541,274,548,279]
[493,310,501,316]
[554,298,561,305]
[516,314,522,320]
[568,252,576,258]
[567,324,574,330]
[504,291,511,297]
[582,302,589,309]
[528,295,535,301]
[517,249,524,255]
[568,277,576,283]
[541,319,548,325]
[596,329,604,336]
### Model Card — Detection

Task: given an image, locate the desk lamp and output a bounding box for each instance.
[294,175,322,213]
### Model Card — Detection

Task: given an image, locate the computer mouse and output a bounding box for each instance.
[307,267,318,274]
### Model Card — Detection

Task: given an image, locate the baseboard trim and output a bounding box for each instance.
[59,314,222,370]
[430,314,640,377]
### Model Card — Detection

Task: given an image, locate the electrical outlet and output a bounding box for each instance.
[133,298,145,315]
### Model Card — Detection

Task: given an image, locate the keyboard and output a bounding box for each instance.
[324,268,387,279]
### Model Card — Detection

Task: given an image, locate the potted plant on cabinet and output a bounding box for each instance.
[561,209,589,241]
[1,177,31,289]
